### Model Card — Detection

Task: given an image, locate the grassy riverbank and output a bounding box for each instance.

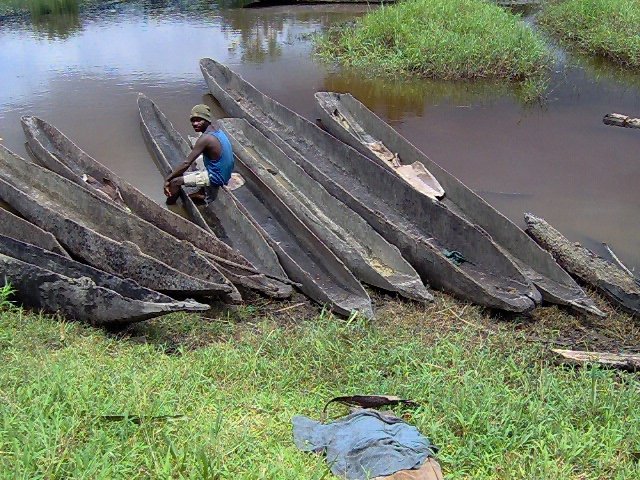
[317,0,551,86]
[1,288,639,478]
[538,0,640,69]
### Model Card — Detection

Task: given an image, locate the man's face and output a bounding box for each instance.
[191,117,209,133]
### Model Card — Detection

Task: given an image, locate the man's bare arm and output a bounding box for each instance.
[164,135,210,182]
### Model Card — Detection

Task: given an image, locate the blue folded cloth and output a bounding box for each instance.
[293,409,437,480]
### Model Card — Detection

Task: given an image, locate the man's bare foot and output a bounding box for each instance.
[188,188,206,205]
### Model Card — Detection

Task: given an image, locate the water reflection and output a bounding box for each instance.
[323,72,515,122]
[27,0,81,39]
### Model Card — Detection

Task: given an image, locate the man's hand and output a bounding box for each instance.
[164,178,183,205]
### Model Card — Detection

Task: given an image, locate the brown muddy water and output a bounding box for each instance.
[1,1,638,272]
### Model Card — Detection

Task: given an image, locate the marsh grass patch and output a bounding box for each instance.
[1,289,639,477]
[316,0,552,99]
[538,0,640,69]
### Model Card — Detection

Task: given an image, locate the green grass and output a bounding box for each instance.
[1,291,639,478]
[538,0,640,69]
[316,0,552,86]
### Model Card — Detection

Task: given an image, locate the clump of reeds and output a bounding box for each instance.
[538,0,640,69]
[316,0,551,83]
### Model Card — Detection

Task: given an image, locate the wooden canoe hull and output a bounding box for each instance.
[200,58,539,312]
[314,91,603,317]
[0,145,235,299]
[0,206,69,257]
[221,141,374,318]
[137,93,293,300]
[525,213,638,316]
[220,118,432,304]
[0,235,209,325]
[21,115,289,299]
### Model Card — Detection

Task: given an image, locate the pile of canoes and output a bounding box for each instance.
[2,58,637,325]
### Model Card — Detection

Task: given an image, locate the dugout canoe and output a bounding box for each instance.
[0,144,237,299]
[200,58,540,312]
[0,206,69,257]
[220,118,432,304]
[137,98,372,318]
[316,92,444,200]
[525,213,638,316]
[0,234,208,325]
[137,93,293,298]
[314,92,603,317]
[21,115,290,299]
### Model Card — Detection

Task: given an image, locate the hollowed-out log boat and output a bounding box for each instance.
[314,91,603,317]
[200,58,540,312]
[138,95,372,317]
[21,115,290,299]
[137,93,293,300]
[0,144,236,300]
[525,213,638,316]
[0,206,69,257]
[0,235,209,325]
[220,118,432,304]
[316,92,444,200]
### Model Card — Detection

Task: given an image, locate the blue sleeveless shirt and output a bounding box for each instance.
[203,129,234,186]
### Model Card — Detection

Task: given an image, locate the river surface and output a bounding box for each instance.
[1,1,638,271]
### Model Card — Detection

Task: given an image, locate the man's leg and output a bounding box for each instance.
[204,185,220,204]
[167,171,210,205]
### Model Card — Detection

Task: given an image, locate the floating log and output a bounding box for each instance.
[552,349,640,371]
[525,213,639,316]
[603,113,640,129]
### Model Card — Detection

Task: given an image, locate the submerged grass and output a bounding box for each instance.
[1,290,639,478]
[317,0,551,87]
[538,0,640,69]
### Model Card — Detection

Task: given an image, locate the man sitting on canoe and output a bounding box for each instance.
[163,104,234,205]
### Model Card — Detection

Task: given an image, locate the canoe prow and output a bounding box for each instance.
[0,234,209,325]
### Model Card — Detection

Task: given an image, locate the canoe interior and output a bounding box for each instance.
[220,118,432,304]
[315,92,445,200]
[228,140,372,316]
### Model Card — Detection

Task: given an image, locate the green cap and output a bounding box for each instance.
[190,104,211,123]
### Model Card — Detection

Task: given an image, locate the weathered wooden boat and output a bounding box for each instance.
[0,206,69,257]
[316,92,444,200]
[313,91,604,317]
[137,96,372,317]
[0,144,237,299]
[137,93,295,298]
[21,115,291,299]
[525,213,638,316]
[200,58,540,312]
[220,118,433,304]
[0,235,208,325]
